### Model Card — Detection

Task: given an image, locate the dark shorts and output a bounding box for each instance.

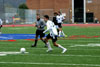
[36,29,45,38]
[46,34,57,42]
[58,23,62,28]
[0,25,2,29]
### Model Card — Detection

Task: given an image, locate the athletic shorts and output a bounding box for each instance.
[36,29,45,38]
[46,34,57,42]
[0,25,2,29]
[58,23,62,28]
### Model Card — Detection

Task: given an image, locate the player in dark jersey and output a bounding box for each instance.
[53,12,59,34]
[53,12,58,25]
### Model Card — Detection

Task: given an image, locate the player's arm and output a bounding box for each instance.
[62,16,65,21]
[35,22,40,28]
[40,20,46,28]
[43,22,51,33]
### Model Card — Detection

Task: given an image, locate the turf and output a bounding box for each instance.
[0,26,100,67]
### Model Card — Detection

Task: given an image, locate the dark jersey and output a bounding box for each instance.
[53,17,58,25]
[36,19,46,30]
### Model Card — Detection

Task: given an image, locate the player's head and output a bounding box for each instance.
[58,11,61,15]
[44,15,49,22]
[36,14,40,20]
[54,12,58,16]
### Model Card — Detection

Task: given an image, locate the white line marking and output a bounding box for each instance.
[0,62,100,66]
[0,47,100,51]
[23,54,100,58]
[70,44,100,47]
[0,52,29,56]
[0,54,7,56]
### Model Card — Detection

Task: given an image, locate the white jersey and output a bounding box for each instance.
[56,15,65,23]
[44,20,58,39]
[0,19,3,25]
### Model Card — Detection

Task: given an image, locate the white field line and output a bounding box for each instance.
[8,28,31,29]
[0,47,100,51]
[0,51,99,58]
[0,62,100,66]
[70,44,100,47]
[0,52,29,56]
[0,54,7,56]
[0,52,29,54]
[22,54,100,58]
[0,46,100,51]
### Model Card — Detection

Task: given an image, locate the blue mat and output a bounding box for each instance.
[0,34,40,40]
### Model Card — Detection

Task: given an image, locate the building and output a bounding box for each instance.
[27,0,100,23]
[26,0,69,11]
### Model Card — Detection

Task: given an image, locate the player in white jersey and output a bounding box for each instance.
[56,11,66,37]
[0,19,3,34]
[43,15,67,53]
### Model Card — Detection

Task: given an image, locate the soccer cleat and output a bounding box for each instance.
[62,48,67,54]
[58,35,61,38]
[44,45,48,48]
[65,35,68,38]
[31,44,37,47]
[62,35,67,38]
[46,49,53,52]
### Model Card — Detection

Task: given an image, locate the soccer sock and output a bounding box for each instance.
[34,38,38,46]
[59,31,62,36]
[62,31,65,36]
[41,39,47,46]
[0,32,1,34]
[46,42,52,50]
[41,39,46,44]
[58,44,65,50]
[57,29,59,34]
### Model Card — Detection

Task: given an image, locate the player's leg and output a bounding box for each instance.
[31,30,39,47]
[52,36,67,53]
[0,25,2,34]
[44,34,52,52]
[58,23,62,37]
[53,42,67,53]
[31,35,38,47]
[60,23,67,37]
[62,30,67,38]
[58,28,62,37]
[40,30,47,47]
[58,23,66,37]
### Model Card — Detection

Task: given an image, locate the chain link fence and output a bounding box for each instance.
[4,8,36,25]
[2,8,71,25]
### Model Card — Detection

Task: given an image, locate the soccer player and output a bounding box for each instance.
[53,12,59,34]
[0,19,3,34]
[56,11,66,37]
[43,15,67,53]
[31,14,47,47]
[53,12,58,28]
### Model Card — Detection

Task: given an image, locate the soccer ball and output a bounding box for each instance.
[20,48,26,53]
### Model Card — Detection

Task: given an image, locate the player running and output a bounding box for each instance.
[0,19,3,34]
[43,15,67,53]
[56,11,67,37]
[53,12,58,28]
[31,14,47,47]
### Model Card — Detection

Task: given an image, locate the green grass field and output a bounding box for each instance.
[0,26,100,67]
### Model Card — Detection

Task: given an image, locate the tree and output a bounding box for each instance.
[18,3,28,20]
[18,3,28,9]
